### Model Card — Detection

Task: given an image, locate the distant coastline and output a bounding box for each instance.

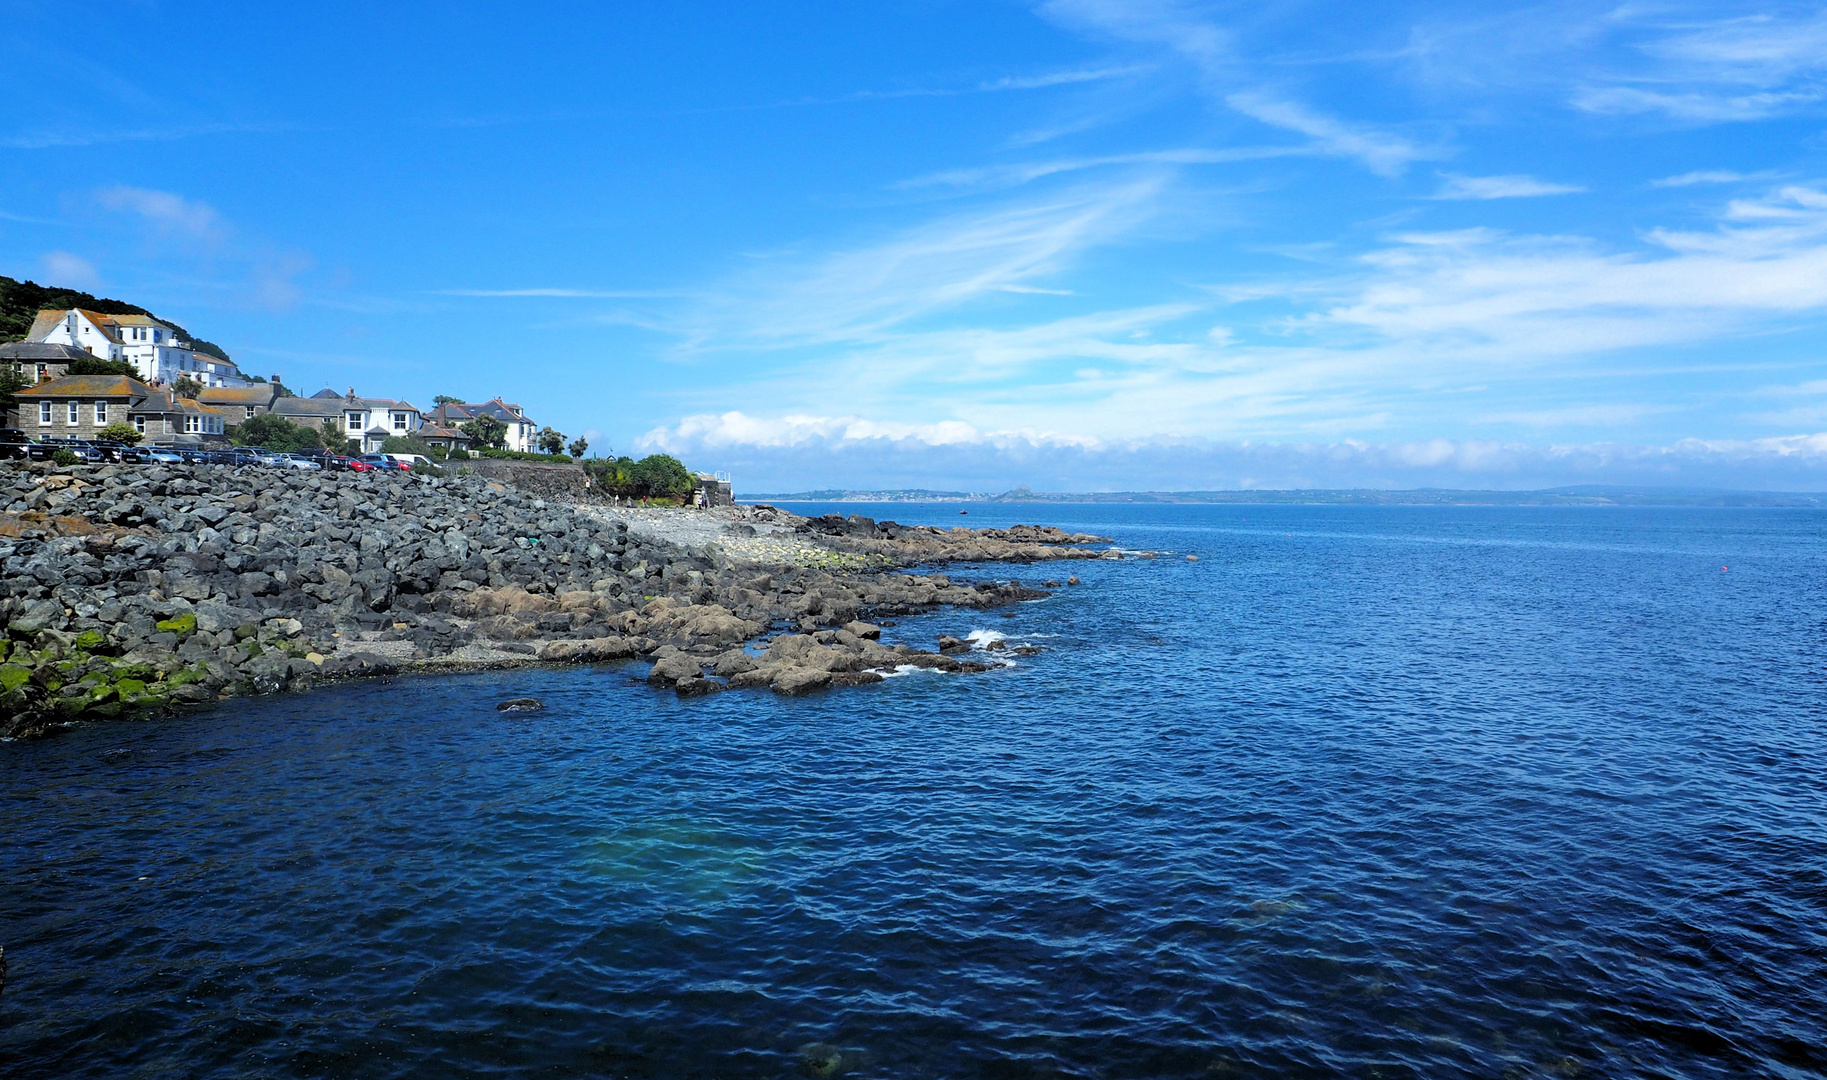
[750,485,1827,508]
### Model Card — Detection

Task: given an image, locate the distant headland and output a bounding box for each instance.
[751,485,1827,508]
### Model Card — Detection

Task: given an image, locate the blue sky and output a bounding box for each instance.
[5,1,1827,490]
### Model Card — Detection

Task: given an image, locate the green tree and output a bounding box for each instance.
[68,354,141,378]
[460,415,507,449]
[170,375,204,399]
[434,394,465,405]
[379,434,435,457]
[631,454,695,498]
[95,421,143,445]
[0,366,28,421]
[320,417,341,446]
[232,413,322,452]
[537,426,565,455]
[567,435,588,459]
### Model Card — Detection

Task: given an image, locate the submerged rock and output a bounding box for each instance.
[496,697,543,712]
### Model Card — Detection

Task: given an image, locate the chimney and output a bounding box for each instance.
[272,374,281,385]
[346,386,356,402]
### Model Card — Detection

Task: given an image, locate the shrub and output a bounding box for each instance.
[380,434,436,457]
[232,414,322,452]
[96,421,144,445]
[477,448,573,464]
[583,453,695,499]
[50,448,78,466]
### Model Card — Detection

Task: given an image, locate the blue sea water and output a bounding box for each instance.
[3,503,1825,1079]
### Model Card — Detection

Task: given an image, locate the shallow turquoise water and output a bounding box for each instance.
[3,504,1824,1078]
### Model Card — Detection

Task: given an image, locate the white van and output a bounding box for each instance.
[385,453,435,470]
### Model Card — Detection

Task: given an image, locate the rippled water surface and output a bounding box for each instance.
[4,504,1826,1079]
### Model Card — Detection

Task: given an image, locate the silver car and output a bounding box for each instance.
[278,453,323,470]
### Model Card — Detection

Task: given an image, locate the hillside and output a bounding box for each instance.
[0,274,231,363]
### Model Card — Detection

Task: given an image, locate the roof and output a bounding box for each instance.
[271,399,345,419]
[73,310,123,343]
[14,374,149,398]
[25,311,62,341]
[416,424,472,440]
[0,342,91,361]
[430,397,530,425]
[310,387,343,398]
[198,385,280,406]
[26,308,141,344]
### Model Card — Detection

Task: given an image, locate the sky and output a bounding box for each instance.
[5,0,1827,491]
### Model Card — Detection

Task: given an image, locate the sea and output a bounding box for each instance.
[2,503,1823,1079]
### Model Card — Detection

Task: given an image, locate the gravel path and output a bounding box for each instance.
[577,505,836,567]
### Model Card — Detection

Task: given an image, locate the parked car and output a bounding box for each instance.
[117,445,153,464]
[277,453,323,470]
[357,453,411,472]
[147,448,185,463]
[321,453,369,472]
[0,428,34,461]
[223,447,273,467]
[384,453,436,470]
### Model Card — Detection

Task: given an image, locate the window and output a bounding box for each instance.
[39,402,52,426]
[95,402,107,424]
[133,416,146,434]
[391,411,408,431]
[66,402,79,425]
[245,406,256,419]
[184,414,199,434]
[347,412,363,431]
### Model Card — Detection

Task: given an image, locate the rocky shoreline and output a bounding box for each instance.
[0,462,1119,738]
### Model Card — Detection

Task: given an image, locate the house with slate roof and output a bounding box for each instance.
[1,341,91,385]
[272,387,422,453]
[425,397,538,453]
[12,374,228,445]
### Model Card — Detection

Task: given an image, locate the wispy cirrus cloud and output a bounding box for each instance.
[1225,93,1431,176]
[436,288,685,299]
[896,145,1305,191]
[1432,173,1586,200]
[684,176,1167,349]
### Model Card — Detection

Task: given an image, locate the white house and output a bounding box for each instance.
[273,388,423,453]
[425,398,540,453]
[25,308,250,389]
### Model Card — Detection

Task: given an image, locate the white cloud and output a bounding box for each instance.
[39,250,100,290]
[640,410,1827,492]
[1433,173,1586,200]
[1651,169,1778,188]
[96,185,225,241]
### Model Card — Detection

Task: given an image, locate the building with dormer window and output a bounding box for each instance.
[24,308,249,389]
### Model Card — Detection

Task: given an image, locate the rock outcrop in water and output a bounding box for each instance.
[0,462,1111,736]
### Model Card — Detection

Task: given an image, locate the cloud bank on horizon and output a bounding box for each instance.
[4,1,1827,488]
